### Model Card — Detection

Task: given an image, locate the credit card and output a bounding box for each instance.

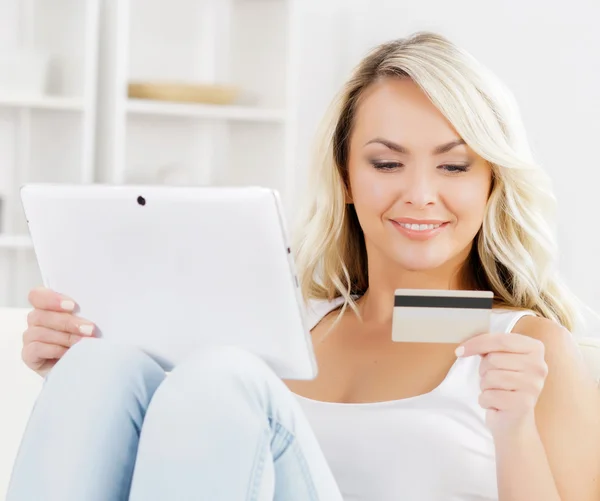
[391,289,493,344]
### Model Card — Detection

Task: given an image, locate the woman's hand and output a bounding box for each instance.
[456,331,548,436]
[23,287,96,377]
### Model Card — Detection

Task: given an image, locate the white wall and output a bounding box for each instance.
[292,0,600,335]
[3,0,598,332]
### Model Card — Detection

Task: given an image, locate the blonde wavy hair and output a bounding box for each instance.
[292,31,582,332]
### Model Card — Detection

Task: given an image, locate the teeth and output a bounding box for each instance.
[398,223,441,231]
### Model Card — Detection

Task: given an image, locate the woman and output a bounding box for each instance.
[8,32,600,501]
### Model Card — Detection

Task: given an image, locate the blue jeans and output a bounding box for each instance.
[7,339,343,501]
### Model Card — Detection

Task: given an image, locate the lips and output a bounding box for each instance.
[390,219,449,240]
[396,222,442,232]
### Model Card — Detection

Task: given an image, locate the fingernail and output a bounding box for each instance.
[79,324,94,336]
[455,346,465,357]
[61,300,75,311]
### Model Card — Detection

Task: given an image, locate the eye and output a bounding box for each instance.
[371,161,403,171]
[440,164,470,173]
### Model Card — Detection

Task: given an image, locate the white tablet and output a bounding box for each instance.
[20,184,317,380]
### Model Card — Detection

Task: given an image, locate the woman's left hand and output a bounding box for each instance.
[455,332,548,436]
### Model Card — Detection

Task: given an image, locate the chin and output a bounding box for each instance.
[393,252,451,273]
[398,261,443,272]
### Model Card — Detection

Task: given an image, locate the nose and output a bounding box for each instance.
[401,166,436,209]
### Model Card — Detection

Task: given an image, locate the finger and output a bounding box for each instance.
[479,388,537,412]
[457,333,545,358]
[36,359,59,377]
[27,309,94,336]
[28,286,77,313]
[23,326,84,349]
[479,352,534,376]
[480,368,542,393]
[479,389,508,411]
[22,341,69,369]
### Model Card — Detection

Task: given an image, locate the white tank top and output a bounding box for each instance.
[294,299,535,501]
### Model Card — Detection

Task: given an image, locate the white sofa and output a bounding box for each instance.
[1,308,45,499]
[1,307,600,498]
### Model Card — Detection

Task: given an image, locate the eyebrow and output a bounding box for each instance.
[364,138,467,155]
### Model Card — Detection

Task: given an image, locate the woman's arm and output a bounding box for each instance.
[497,316,600,501]
[459,316,600,501]
[494,416,563,501]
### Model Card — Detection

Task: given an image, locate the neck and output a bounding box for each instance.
[358,246,474,324]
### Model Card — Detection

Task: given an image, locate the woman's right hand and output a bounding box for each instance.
[23,287,96,377]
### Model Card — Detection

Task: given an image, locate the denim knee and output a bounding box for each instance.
[46,338,166,412]
[171,345,277,388]
[149,345,284,412]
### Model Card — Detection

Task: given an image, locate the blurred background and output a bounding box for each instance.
[0,0,598,335]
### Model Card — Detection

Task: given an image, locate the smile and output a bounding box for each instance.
[397,223,441,231]
[390,219,449,241]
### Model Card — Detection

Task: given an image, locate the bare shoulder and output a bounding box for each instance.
[513,314,578,360]
[310,305,348,344]
[514,313,600,403]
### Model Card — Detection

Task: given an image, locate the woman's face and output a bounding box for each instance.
[347,78,493,275]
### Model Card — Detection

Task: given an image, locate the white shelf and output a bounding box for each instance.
[126,99,287,123]
[0,95,85,111]
[0,0,100,307]
[0,235,33,250]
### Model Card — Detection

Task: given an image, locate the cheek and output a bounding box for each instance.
[446,178,490,225]
[349,166,393,214]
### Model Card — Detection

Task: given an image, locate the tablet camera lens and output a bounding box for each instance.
[137,196,146,206]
